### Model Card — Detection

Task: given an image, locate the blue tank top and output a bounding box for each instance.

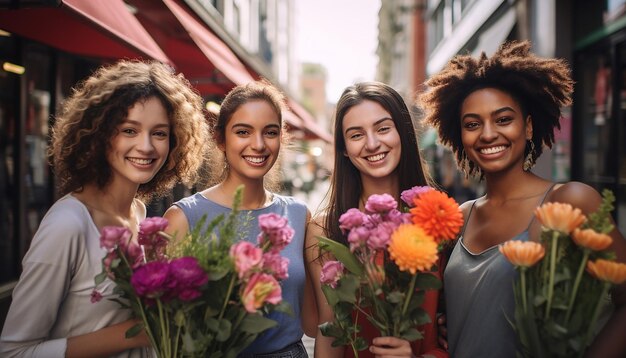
[444,184,555,358]
[174,192,307,354]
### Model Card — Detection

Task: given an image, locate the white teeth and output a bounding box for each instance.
[128,158,153,165]
[366,153,386,162]
[480,146,506,154]
[244,156,266,164]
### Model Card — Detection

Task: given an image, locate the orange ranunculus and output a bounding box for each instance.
[410,190,463,242]
[388,224,438,274]
[572,228,613,251]
[499,241,545,267]
[534,202,586,234]
[586,259,626,285]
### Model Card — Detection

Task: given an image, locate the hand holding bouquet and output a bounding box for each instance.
[92,188,292,358]
[501,189,626,357]
[318,186,463,355]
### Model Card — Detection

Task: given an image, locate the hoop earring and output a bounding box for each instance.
[459,154,471,179]
[523,140,536,171]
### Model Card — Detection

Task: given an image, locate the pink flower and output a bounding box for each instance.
[103,251,118,279]
[230,241,263,278]
[138,217,169,249]
[131,261,170,299]
[262,252,290,280]
[241,273,282,313]
[320,261,344,288]
[367,221,397,250]
[339,208,368,232]
[348,226,371,252]
[258,213,288,232]
[100,226,132,250]
[258,226,294,251]
[401,186,433,207]
[125,242,145,269]
[90,289,103,303]
[365,194,398,214]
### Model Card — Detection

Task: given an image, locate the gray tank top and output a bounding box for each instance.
[444,185,555,358]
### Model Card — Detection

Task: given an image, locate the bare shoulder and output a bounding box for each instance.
[548,181,603,215]
[163,205,190,240]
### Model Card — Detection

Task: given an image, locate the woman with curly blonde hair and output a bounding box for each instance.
[419,41,626,357]
[0,60,209,357]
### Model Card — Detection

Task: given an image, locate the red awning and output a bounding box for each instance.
[162,0,255,86]
[0,0,170,64]
[288,99,333,143]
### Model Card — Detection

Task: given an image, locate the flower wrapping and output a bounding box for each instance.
[502,189,626,357]
[93,187,293,358]
[318,186,463,355]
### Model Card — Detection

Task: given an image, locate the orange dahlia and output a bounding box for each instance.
[499,241,545,267]
[586,259,626,285]
[410,190,463,242]
[572,228,613,251]
[534,202,586,234]
[388,224,438,274]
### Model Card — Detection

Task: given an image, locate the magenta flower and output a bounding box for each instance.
[125,242,145,269]
[230,241,263,278]
[90,289,103,303]
[262,252,290,280]
[365,194,398,214]
[131,261,170,299]
[100,226,132,250]
[320,261,344,288]
[339,208,368,233]
[241,273,282,313]
[168,257,208,301]
[400,186,433,207]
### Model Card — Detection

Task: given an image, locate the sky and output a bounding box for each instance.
[294,0,381,103]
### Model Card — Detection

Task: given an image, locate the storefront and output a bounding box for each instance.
[572,0,626,233]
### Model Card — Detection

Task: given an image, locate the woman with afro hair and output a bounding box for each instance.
[419,41,626,357]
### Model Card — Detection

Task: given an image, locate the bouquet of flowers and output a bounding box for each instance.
[317,186,463,355]
[500,189,626,357]
[92,188,292,357]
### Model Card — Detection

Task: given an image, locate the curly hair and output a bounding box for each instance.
[419,41,574,176]
[49,60,210,201]
[208,80,287,192]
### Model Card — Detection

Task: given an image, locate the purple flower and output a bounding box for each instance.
[100,226,132,250]
[367,221,397,250]
[400,186,433,207]
[131,261,170,299]
[386,209,411,226]
[90,289,103,303]
[262,252,290,280]
[365,194,398,214]
[339,208,368,233]
[320,261,344,288]
[348,226,370,252]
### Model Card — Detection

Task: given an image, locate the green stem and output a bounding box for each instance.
[135,296,158,353]
[218,273,237,321]
[580,282,611,358]
[544,231,559,319]
[564,249,591,324]
[521,268,528,315]
[352,304,387,333]
[393,273,419,337]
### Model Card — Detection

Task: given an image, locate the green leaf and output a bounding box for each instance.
[94,271,107,285]
[125,323,143,338]
[216,319,232,342]
[321,284,340,307]
[354,336,369,351]
[317,236,364,275]
[386,291,405,304]
[400,327,423,341]
[334,274,361,304]
[415,273,442,290]
[319,321,345,338]
[272,301,294,316]
[239,314,278,334]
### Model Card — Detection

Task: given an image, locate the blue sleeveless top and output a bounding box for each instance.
[174,192,307,354]
[444,185,554,358]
